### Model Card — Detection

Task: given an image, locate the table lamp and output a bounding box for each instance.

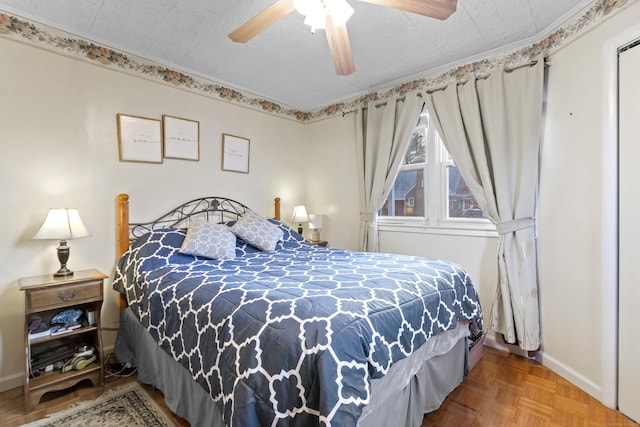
[291,205,309,235]
[309,214,323,242]
[32,208,91,277]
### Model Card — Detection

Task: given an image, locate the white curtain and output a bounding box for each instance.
[424,59,544,351]
[355,93,423,252]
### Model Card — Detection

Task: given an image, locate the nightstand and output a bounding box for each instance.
[19,269,106,412]
[310,240,328,247]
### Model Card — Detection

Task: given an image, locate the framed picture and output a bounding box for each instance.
[117,114,162,163]
[222,133,250,173]
[162,115,200,161]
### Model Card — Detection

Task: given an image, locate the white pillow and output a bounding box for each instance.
[179,220,236,259]
[230,209,283,251]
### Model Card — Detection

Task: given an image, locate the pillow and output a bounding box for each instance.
[179,220,236,259]
[230,209,284,252]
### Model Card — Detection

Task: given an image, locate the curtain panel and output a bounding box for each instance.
[355,93,423,252]
[424,59,545,351]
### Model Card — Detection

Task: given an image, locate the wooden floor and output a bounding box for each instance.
[423,346,637,426]
[0,346,636,426]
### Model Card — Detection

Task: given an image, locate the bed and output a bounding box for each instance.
[112,194,484,427]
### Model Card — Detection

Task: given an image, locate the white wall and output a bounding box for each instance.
[0,37,306,391]
[539,1,640,403]
[304,114,360,250]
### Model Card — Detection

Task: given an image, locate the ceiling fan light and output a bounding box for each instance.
[304,13,326,30]
[325,0,354,26]
[294,0,353,31]
[293,0,323,19]
[294,0,327,30]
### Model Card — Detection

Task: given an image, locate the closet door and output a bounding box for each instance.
[619,40,640,423]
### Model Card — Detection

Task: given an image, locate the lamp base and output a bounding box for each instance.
[55,240,73,277]
[54,267,73,277]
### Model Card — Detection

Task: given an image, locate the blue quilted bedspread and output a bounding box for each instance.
[113,220,483,427]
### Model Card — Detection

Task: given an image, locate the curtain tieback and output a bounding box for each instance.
[496,218,534,235]
[360,212,376,222]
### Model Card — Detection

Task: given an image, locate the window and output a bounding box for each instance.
[379,111,489,230]
[379,114,426,218]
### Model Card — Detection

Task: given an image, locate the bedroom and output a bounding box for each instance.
[0,0,639,424]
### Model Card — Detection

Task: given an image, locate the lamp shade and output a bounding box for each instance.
[309,214,323,229]
[33,208,91,240]
[32,208,90,277]
[291,205,310,223]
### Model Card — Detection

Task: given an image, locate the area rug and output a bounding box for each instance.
[20,382,176,427]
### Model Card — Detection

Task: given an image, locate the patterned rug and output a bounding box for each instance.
[20,382,176,427]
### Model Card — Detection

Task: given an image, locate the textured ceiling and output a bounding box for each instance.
[0,0,591,111]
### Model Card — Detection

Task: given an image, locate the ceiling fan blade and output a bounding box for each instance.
[325,15,356,76]
[360,0,457,20]
[229,0,295,43]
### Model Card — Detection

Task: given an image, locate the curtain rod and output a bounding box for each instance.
[352,93,423,114]
[354,57,547,112]
[425,58,549,94]
[504,59,542,73]
[373,92,422,109]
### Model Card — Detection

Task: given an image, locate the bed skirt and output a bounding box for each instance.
[115,307,469,427]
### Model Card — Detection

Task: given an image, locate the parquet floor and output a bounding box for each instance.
[423,347,638,427]
[0,346,636,426]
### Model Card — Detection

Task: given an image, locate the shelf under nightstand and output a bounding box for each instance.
[19,269,106,413]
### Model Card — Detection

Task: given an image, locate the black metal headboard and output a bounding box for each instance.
[128,196,249,240]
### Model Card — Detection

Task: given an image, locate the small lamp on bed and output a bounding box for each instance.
[32,208,91,277]
[309,214,323,242]
[291,205,309,235]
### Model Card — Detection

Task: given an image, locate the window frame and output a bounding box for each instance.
[377,112,496,237]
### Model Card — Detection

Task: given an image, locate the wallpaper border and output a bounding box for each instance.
[0,0,634,123]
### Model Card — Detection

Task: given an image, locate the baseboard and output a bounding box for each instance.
[484,333,604,405]
[0,371,23,393]
[0,343,116,393]
[541,352,603,403]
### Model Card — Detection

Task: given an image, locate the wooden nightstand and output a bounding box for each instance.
[310,240,328,247]
[19,269,106,413]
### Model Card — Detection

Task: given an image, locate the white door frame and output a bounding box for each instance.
[601,22,640,409]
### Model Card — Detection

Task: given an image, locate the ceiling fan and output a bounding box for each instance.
[228,0,458,76]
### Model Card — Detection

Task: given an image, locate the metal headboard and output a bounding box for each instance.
[128,196,249,240]
[116,194,283,309]
[117,194,281,262]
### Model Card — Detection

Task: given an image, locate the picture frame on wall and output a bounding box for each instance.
[162,115,200,161]
[222,133,250,173]
[117,113,163,163]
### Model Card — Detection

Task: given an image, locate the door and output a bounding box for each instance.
[618,39,640,423]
